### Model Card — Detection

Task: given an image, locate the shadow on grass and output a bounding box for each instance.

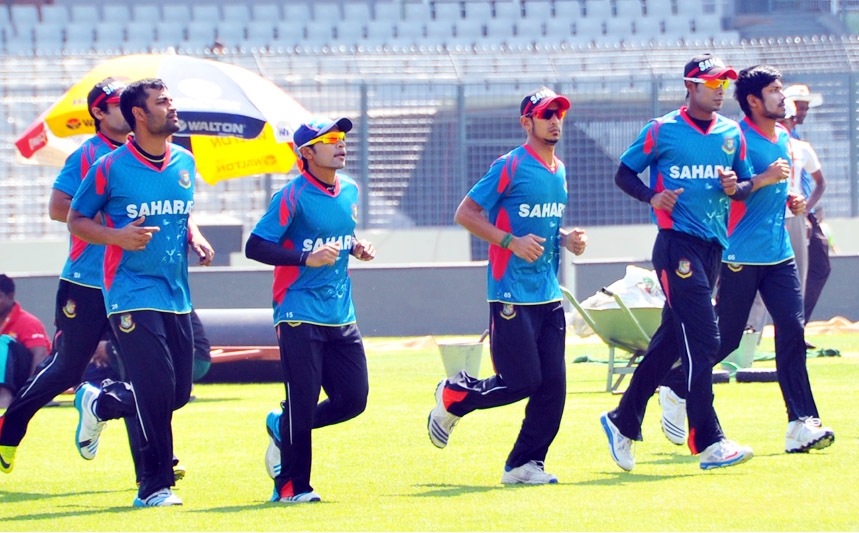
[412,483,506,497]
[0,489,133,522]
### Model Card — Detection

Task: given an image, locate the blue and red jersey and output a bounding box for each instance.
[621,107,753,248]
[723,118,793,265]
[467,144,567,304]
[70,142,196,316]
[250,171,361,327]
[53,133,119,289]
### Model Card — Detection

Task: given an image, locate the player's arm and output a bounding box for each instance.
[48,189,73,222]
[350,235,375,261]
[188,217,215,266]
[731,158,790,201]
[806,169,826,212]
[68,210,159,251]
[614,163,683,212]
[454,195,545,263]
[245,234,340,268]
[559,227,587,256]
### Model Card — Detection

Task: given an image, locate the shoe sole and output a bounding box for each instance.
[73,389,97,461]
[786,432,835,453]
[427,381,448,449]
[700,450,753,470]
[600,413,633,472]
[501,475,558,485]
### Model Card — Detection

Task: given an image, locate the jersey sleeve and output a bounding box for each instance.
[732,129,754,180]
[620,120,658,173]
[53,149,85,197]
[69,160,108,218]
[467,154,509,212]
[802,142,822,174]
[251,186,296,243]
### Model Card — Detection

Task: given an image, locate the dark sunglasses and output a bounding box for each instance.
[527,108,567,120]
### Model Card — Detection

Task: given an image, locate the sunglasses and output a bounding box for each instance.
[527,108,567,120]
[684,77,731,91]
[301,131,346,148]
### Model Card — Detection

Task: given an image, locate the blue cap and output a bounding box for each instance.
[293,117,353,148]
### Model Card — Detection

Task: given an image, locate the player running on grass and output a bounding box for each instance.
[427,87,587,485]
[245,117,375,504]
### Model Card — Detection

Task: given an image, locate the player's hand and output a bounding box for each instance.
[650,188,684,213]
[788,192,806,215]
[510,234,546,263]
[306,242,341,267]
[564,228,588,256]
[90,340,111,368]
[351,240,376,261]
[117,217,160,251]
[190,235,215,266]
[767,158,791,183]
[718,168,738,196]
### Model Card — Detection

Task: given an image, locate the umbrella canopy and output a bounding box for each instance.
[15,54,311,184]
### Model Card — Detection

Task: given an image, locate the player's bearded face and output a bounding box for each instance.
[761,83,787,121]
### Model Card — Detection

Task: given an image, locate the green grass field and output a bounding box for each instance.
[1,333,857,531]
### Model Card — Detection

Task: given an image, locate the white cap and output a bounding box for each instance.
[783,84,823,107]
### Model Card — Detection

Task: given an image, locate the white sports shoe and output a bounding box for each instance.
[133,488,183,507]
[265,410,281,478]
[276,491,322,503]
[501,460,558,485]
[74,383,107,460]
[427,380,460,448]
[785,418,835,453]
[699,439,753,470]
[600,412,634,471]
[658,386,687,446]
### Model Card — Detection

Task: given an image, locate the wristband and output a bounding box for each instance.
[500,233,513,249]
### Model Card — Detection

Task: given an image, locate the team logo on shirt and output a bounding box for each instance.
[500,303,517,320]
[62,299,77,319]
[178,170,192,189]
[675,258,692,279]
[722,137,736,156]
[726,263,743,273]
[118,313,136,333]
[351,204,358,223]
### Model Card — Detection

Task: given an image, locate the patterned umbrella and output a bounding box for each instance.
[15,54,311,184]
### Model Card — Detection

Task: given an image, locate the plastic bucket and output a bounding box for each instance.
[721,330,760,372]
[436,341,483,379]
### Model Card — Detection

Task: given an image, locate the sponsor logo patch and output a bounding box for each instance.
[727,263,743,273]
[500,303,517,320]
[178,169,191,189]
[722,137,736,155]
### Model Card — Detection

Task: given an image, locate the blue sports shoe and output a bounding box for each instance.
[265,410,282,479]
[133,488,183,507]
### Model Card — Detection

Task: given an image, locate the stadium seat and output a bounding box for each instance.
[583,0,612,19]
[192,5,222,24]
[663,16,690,38]
[102,4,131,24]
[523,1,553,22]
[274,20,303,47]
[10,4,39,27]
[64,20,97,51]
[162,5,191,24]
[216,22,245,48]
[494,1,521,20]
[94,22,125,51]
[464,1,492,22]
[404,2,431,21]
[616,0,643,17]
[41,5,70,25]
[33,23,65,54]
[185,21,216,50]
[605,17,634,40]
[544,18,573,39]
[433,2,463,22]
[485,18,515,40]
[691,15,722,36]
[313,3,342,23]
[343,2,372,24]
[245,20,275,47]
[365,20,394,46]
[155,21,186,48]
[283,3,312,23]
[424,20,453,45]
[553,0,582,18]
[451,20,484,45]
[373,1,402,22]
[4,26,33,55]
[124,23,154,52]
[251,3,282,23]
[304,20,335,47]
[393,19,425,46]
[131,4,161,23]
[70,4,99,23]
[644,0,674,18]
[222,4,250,24]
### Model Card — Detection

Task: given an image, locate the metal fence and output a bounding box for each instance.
[2,44,858,245]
